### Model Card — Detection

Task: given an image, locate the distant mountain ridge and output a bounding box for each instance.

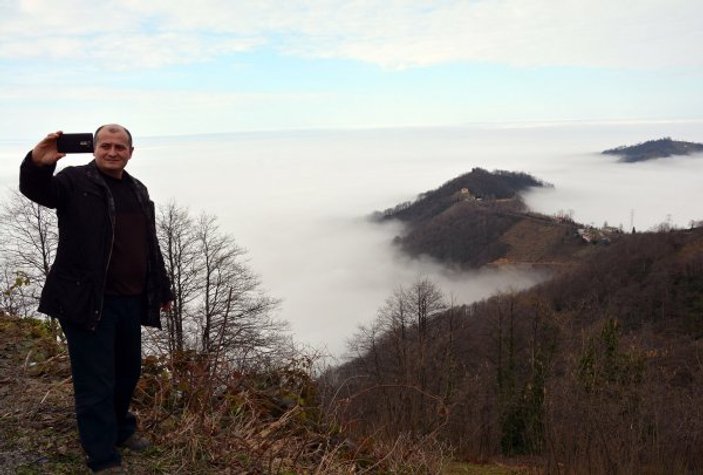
[602,137,703,162]
[376,167,549,223]
[375,168,595,268]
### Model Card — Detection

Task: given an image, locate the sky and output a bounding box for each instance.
[2,0,703,139]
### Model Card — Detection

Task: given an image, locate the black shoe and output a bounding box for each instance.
[118,434,151,452]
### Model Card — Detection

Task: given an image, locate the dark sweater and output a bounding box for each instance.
[101,173,148,296]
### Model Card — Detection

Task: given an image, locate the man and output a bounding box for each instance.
[19,124,173,473]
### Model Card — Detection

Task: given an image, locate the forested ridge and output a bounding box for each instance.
[377,167,549,224]
[322,168,703,473]
[602,137,703,162]
[376,168,597,268]
[328,227,703,473]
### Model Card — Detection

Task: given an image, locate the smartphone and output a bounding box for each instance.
[56,133,94,154]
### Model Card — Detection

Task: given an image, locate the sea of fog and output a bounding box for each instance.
[2,121,703,356]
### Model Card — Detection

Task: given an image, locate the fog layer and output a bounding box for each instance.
[3,122,703,354]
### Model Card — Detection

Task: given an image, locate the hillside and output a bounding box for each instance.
[328,227,703,473]
[377,167,548,223]
[339,166,703,472]
[0,314,447,474]
[376,168,598,268]
[602,137,703,162]
[0,312,537,474]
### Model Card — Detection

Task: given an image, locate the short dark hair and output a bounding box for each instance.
[94,124,133,148]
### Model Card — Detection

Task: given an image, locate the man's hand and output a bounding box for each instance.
[31,131,66,166]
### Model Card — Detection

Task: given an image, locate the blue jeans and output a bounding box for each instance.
[60,295,142,472]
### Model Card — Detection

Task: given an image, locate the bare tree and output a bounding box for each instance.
[156,201,201,353]
[0,189,58,278]
[0,189,58,317]
[194,212,284,371]
[153,202,286,373]
[337,277,449,436]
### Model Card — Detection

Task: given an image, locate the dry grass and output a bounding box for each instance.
[133,351,450,473]
[0,314,82,474]
[0,314,448,474]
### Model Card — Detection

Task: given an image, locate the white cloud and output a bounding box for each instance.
[1,0,701,70]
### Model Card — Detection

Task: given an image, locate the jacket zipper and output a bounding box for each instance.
[91,177,116,331]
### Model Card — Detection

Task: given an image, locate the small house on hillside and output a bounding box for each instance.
[457,187,481,201]
[577,227,618,245]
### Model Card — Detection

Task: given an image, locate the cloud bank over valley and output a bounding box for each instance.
[3,122,703,354]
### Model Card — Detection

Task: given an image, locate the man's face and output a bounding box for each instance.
[93,127,133,179]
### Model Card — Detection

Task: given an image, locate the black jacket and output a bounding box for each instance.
[19,152,172,330]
